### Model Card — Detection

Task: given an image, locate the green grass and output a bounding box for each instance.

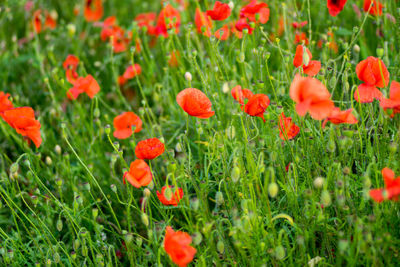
[1,0,400,266]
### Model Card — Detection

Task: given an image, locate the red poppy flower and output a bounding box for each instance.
[0,92,13,114]
[206,1,231,21]
[354,83,383,103]
[369,168,400,203]
[168,50,180,67]
[380,81,400,117]
[123,160,152,188]
[164,226,196,267]
[135,138,165,160]
[100,16,117,41]
[195,8,212,37]
[118,64,142,86]
[176,88,215,118]
[2,107,42,148]
[135,12,157,30]
[293,45,321,76]
[327,0,348,16]
[279,113,300,140]
[235,18,254,34]
[157,186,184,206]
[215,24,230,40]
[363,0,383,16]
[292,21,308,29]
[294,32,309,45]
[32,10,56,34]
[322,107,358,128]
[356,56,389,88]
[243,94,270,122]
[84,0,103,22]
[67,75,100,100]
[240,0,270,24]
[113,111,143,139]
[63,55,80,84]
[231,86,254,105]
[155,4,181,37]
[290,74,334,120]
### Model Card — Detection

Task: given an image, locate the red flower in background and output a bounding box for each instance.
[119,64,142,85]
[206,1,231,21]
[67,75,100,100]
[290,74,334,120]
[322,107,358,128]
[293,45,321,76]
[292,21,308,29]
[354,84,383,103]
[176,88,215,118]
[370,168,400,203]
[2,107,42,148]
[156,4,181,37]
[231,86,254,105]
[135,12,157,35]
[100,16,117,40]
[63,55,80,84]
[327,0,348,16]
[135,138,165,160]
[84,0,103,22]
[123,160,152,188]
[157,186,184,206]
[240,0,270,24]
[279,113,300,140]
[294,32,309,45]
[363,0,383,16]
[235,18,254,34]
[113,111,142,139]
[215,24,230,40]
[164,226,196,267]
[168,50,180,67]
[195,8,213,37]
[380,81,400,117]
[243,94,270,122]
[32,10,57,34]
[0,92,14,114]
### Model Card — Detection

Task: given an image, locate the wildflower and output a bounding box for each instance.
[157,186,184,206]
[84,0,103,22]
[231,86,254,105]
[292,21,308,29]
[235,18,254,34]
[135,138,165,160]
[354,84,383,103]
[214,24,230,40]
[123,160,152,188]
[176,88,215,118]
[380,81,400,117]
[195,8,212,37]
[363,0,383,16]
[0,92,14,114]
[294,32,309,45]
[243,94,270,122]
[289,74,334,120]
[168,50,180,67]
[293,45,321,76]
[135,12,157,35]
[164,226,196,267]
[369,168,400,203]
[206,1,231,21]
[327,0,348,16]
[322,107,358,128]
[155,4,181,37]
[63,55,80,84]
[278,113,300,140]
[119,64,142,85]
[240,0,270,24]
[113,112,143,139]
[32,10,57,34]
[2,107,42,148]
[67,75,100,100]
[100,16,117,41]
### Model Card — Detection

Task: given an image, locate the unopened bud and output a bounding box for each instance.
[268,182,279,198]
[184,72,192,82]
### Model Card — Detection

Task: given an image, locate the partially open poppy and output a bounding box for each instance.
[231,86,254,105]
[157,186,184,206]
[155,4,181,37]
[119,64,142,86]
[113,111,142,139]
[176,88,215,118]
[67,75,100,100]
[123,160,152,188]
[290,74,334,120]
[84,0,103,22]
[240,0,270,24]
[327,0,348,16]
[369,168,400,203]
[356,56,389,88]
[279,113,300,140]
[380,81,400,117]
[206,1,231,21]
[293,45,321,76]
[0,92,13,114]
[243,94,270,122]
[2,107,42,148]
[164,226,196,267]
[363,0,383,16]
[322,107,358,128]
[135,138,165,160]
[63,55,80,84]
[195,8,212,37]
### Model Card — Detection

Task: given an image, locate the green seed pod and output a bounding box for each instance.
[56,219,63,232]
[74,239,80,250]
[81,245,88,257]
[110,184,117,193]
[275,245,285,260]
[191,198,199,211]
[192,232,203,245]
[136,236,143,247]
[217,240,225,254]
[376,48,384,58]
[268,182,279,198]
[92,208,98,220]
[231,166,241,183]
[321,190,331,207]
[10,163,18,174]
[53,252,60,264]
[104,124,111,135]
[215,191,224,205]
[141,213,149,227]
[94,108,100,118]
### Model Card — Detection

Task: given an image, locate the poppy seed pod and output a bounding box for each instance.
[268,182,279,198]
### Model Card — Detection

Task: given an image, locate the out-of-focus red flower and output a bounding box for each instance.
[164,226,196,267]
[240,0,270,24]
[155,4,181,37]
[356,56,389,88]
[363,0,383,16]
[293,45,321,76]
[370,168,400,203]
[84,0,103,22]
[290,74,334,120]
[327,0,348,16]
[195,8,213,37]
[168,50,180,67]
[113,111,142,139]
[235,18,254,34]
[100,16,117,40]
[32,10,57,34]
[243,94,270,122]
[277,16,285,36]
[292,21,308,29]
[322,107,358,128]
[2,107,42,148]
[215,24,230,40]
[354,83,384,103]
[231,86,254,105]
[0,92,14,114]
[135,138,165,160]
[279,113,300,140]
[123,160,152,188]
[294,32,309,45]
[206,1,231,21]
[380,81,400,117]
[135,12,157,35]
[63,55,80,84]
[67,75,100,100]
[157,186,184,206]
[176,88,215,118]
[119,64,142,86]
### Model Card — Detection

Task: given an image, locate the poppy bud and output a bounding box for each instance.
[56,219,63,231]
[320,190,331,207]
[136,236,143,247]
[215,191,224,205]
[46,259,52,267]
[124,232,133,245]
[83,182,91,191]
[92,208,98,219]
[191,197,200,211]
[353,44,360,53]
[110,184,117,193]
[81,245,88,257]
[192,232,203,245]
[31,195,38,206]
[231,166,240,183]
[389,142,397,153]
[217,240,225,254]
[55,145,62,155]
[363,176,371,188]
[275,245,285,260]
[327,139,336,153]
[184,72,192,82]
[67,24,76,36]
[376,48,384,58]
[222,82,230,93]
[73,239,80,250]
[268,182,279,198]
[53,252,60,264]
[143,188,151,198]
[239,52,245,62]
[94,108,100,118]
[10,162,19,174]
[175,142,183,152]
[313,177,325,189]
[141,213,149,227]
[45,156,52,166]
